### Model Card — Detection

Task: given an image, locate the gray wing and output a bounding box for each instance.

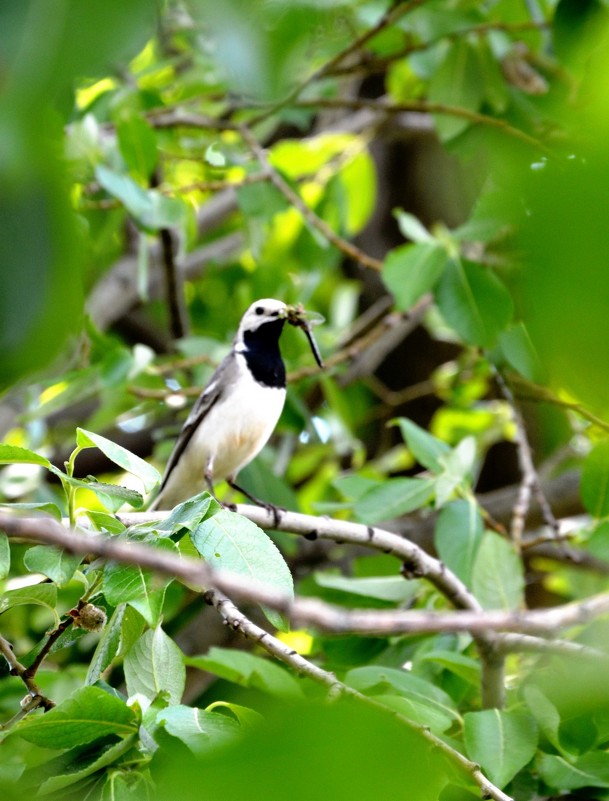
[158,351,239,492]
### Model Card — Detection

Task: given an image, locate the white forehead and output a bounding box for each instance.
[246,298,286,315]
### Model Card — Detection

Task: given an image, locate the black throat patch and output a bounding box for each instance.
[242,318,287,388]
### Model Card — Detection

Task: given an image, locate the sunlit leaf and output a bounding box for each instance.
[0,444,51,467]
[95,165,185,232]
[77,428,160,492]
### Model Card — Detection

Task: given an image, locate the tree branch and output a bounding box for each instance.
[239,124,383,271]
[295,96,552,153]
[4,512,606,642]
[0,631,55,711]
[205,588,513,801]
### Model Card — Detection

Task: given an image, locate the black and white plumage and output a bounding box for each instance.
[152,298,292,510]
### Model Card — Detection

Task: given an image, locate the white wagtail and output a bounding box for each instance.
[151,298,323,511]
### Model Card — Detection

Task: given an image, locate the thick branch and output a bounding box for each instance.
[3,512,608,640]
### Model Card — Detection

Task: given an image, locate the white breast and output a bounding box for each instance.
[156,357,286,507]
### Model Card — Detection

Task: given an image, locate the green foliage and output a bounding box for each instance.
[3,0,609,798]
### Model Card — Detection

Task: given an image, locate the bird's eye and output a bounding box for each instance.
[255,306,264,315]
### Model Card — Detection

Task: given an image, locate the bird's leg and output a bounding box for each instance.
[226,478,284,528]
[205,462,236,512]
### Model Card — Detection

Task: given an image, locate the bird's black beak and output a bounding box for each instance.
[286,304,324,368]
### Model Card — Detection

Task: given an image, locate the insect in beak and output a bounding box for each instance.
[286,304,325,368]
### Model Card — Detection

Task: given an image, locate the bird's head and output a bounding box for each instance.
[237,299,288,339]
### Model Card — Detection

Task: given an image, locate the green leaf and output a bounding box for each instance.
[76,428,160,492]
[0,444,51,467]
[156,698,457,800]
[116,110,157,181]
[187,647,303,700]
[206,701,263,729]
[157,706,240,755]
[383,242,448,310]
[420,650,481,686]
[102,561,151,605]
[0,583,58,617]
[123,625,185,705]
[0,532,9,579]
[428,39,484,141]
[86,604,126,686]
[581,440,609,518]
[523,685,564,754]
[391,418,451,471]
[84,479,144,512]
[190,509,293,631]
[102,557,168,627]
[435,498,484,585]
[354,477,435,525]
[476,37,509,113]
[0,501,62,520]
[393,209,434,243]
[536,751,609,791]
[16,686,137,749]
[498,323,545,383]
[23,545,82,586]
[38,733,137,795]
[338,149,376,235]
[436,259,513,348]
[464,709,538,788]
[434,436,477,507]
[346,666,459,734]
[95,165,185,232]
[314,573,418,604]
[472,531,524,610]
[101,770,154,801]
[204,143,226,168]
[373,693,456,735]
[86,510,127,533]
[153,492,217,536]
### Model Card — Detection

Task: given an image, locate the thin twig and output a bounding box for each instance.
[495,370,561,551]
[23,618,74,680]
[206,589,512,801]
[246,0,428,128]
[239,123,383,271]
[511,375,609,433]
[295,96,551,154]
[0,632,55,710]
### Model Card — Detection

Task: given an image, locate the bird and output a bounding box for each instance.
[151,298,321,512]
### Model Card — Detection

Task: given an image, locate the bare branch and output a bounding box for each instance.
[206,589,513,801]
[0,632,55,711]
[295,96,552,154]
[239,124,383,271]
[5,511,607,639]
